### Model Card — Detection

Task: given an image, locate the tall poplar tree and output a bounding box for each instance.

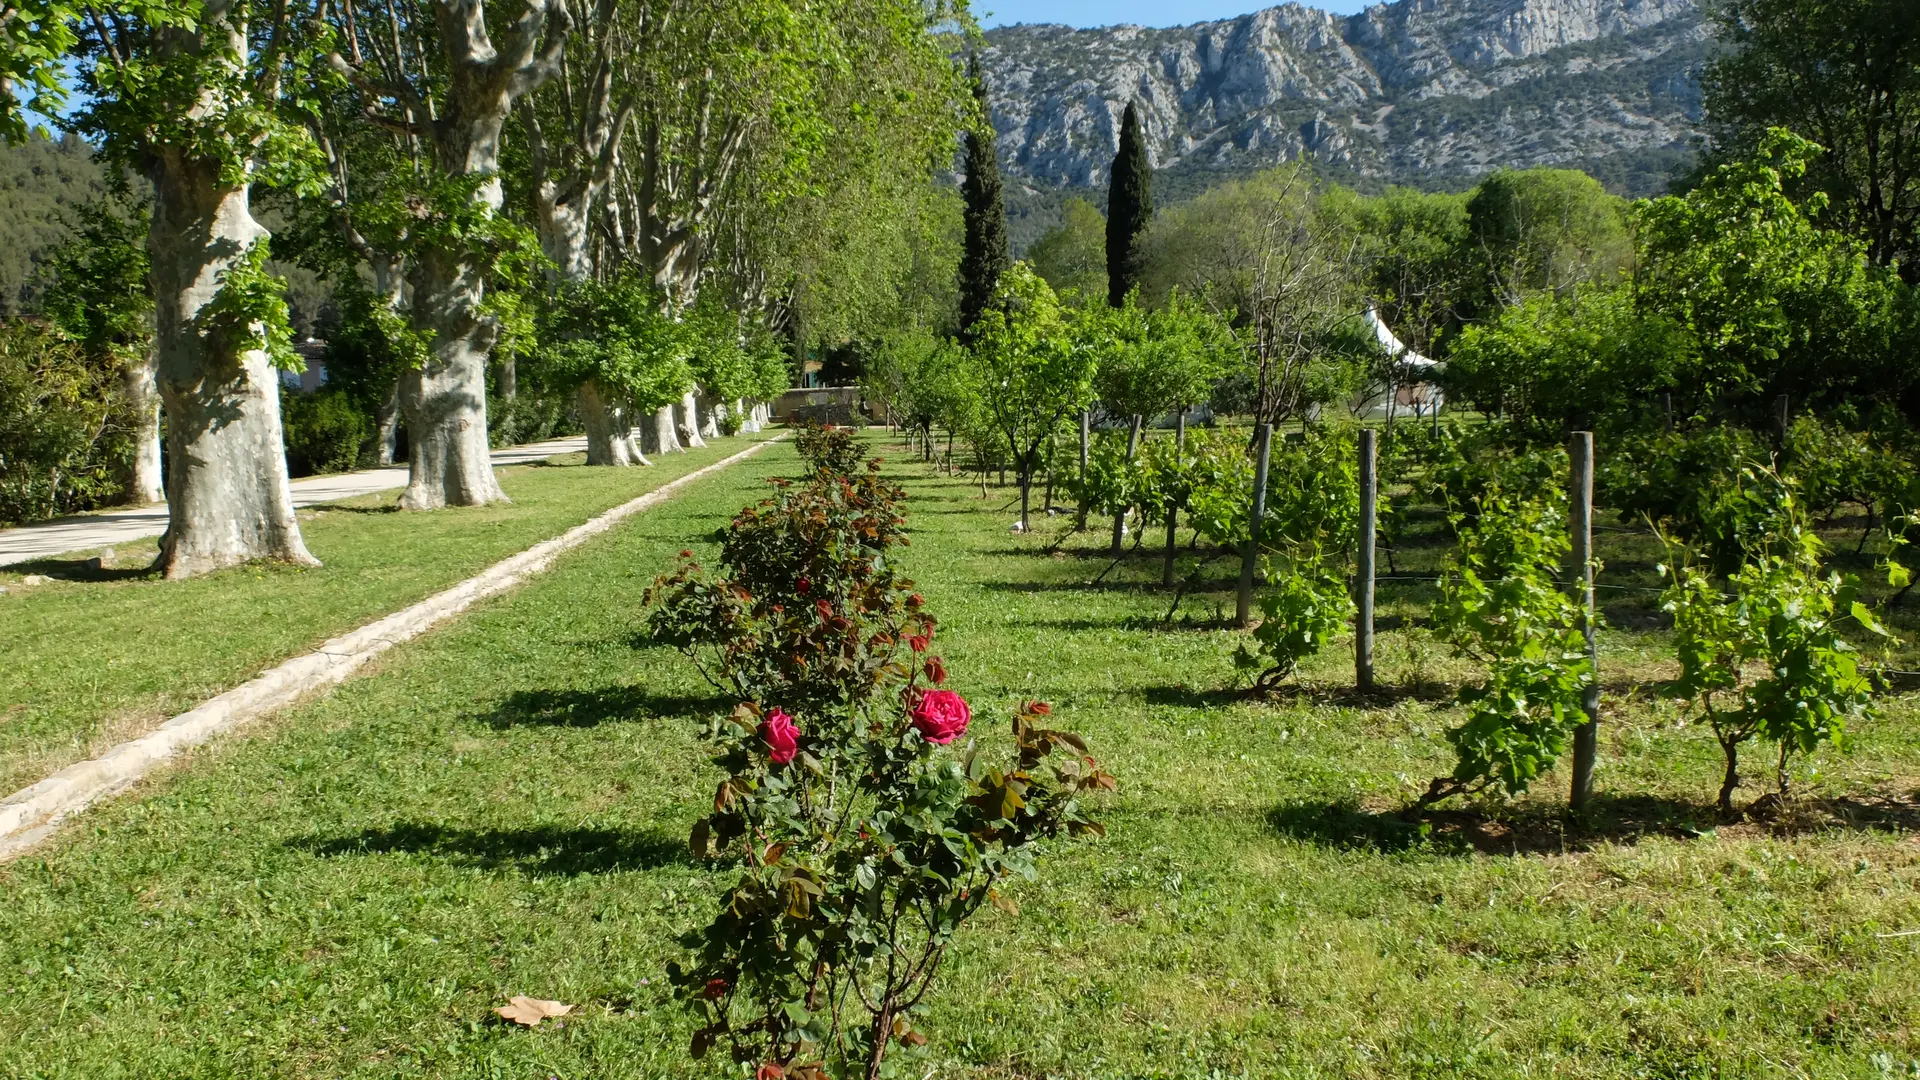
[1106,101,1153,307]
[958,54,1008,339]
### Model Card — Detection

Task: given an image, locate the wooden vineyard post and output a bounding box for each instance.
[1076,410,1091,530]
[1163,408,1187,587]
[1356,429,1377,692]
[1110,414,1143,555]
[1237,422,1273,628]
[1569,430,1600,810]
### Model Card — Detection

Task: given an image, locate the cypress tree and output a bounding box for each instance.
[1106,101,1153,307]
[958,54,1009,341]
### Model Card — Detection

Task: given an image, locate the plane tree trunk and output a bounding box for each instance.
[147,155,316,576]
[358,0,574,507]
[580,379,650,466]
[120,353,165,504]
[400,240,508,509]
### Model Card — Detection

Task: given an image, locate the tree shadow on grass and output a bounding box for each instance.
[290,823,696,876]
[4,556,154,582]
[476,684,731,729]
[1269,787,1920,857]
[978,579,1161,596]
[1268,793,1733,857]
[1137,685,1251,709]
[1316,680,1456,708]
[1025,613,1194,632]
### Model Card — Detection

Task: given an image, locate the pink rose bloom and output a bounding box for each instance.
[909,690,971,745]
[759,708,800,765]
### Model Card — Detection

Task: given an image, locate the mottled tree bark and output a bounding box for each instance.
[119,353,165,504]
[696,388,721,438]
[579,379,650,466]
[383,0,572,507]
[148,159,315,576]
[374,379,402,465]
[650,404,684,454]
[676,390,708,448]
[400,242,507,509]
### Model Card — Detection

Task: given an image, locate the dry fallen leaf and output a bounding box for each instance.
[494,995,574,1028]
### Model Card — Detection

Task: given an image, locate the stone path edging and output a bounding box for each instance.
[0,434,784,861]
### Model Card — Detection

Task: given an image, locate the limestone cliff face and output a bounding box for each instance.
[982,0,1707,196]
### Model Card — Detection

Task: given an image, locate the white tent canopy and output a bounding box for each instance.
[1351,307,1444,420]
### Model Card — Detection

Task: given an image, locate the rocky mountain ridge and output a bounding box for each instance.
[981,0,1709,207]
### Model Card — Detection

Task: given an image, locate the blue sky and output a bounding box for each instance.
[976,0,1371,29]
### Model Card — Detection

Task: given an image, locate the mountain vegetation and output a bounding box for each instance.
[982,0,1710,250]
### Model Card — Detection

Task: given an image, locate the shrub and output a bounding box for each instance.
[487,389,574,448]
[647,462,913,715]
[280,387,372,477]
[1781,415,1902,524]
[792,422,867,482]
[1419,481,1595,806]
[1415,421,1565,525]
[1662,473,1889,814]
[1233,425,1362,689]
[1172,430,1255,547]
[1072,428,1139,521]
[645,450,1113,1078]
[0,320,135,524]
[1601,426,1793,574]
[1234,565,1352,692]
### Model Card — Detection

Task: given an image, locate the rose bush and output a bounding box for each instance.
[647,435,1114,1079]
[793,421,868,480]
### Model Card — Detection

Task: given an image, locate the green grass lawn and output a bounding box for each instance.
[2,434,1918,1078]
[0,433,774,796]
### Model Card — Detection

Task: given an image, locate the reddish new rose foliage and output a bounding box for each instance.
[910,689,971,744]
[654,425,1113,1075]
[759,709,800,765]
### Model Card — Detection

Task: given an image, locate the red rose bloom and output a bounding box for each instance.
[909,689,970,744]
[796,577,810,595]
[759,708,800,765]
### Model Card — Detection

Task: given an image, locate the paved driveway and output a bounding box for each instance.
[0,436,588,568]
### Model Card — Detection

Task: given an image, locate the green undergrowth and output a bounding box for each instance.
[0,434,775,795]
[1,435,1917,1078]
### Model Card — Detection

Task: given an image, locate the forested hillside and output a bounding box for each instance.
[0,132,107,316]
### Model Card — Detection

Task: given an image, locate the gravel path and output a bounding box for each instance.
[0,436,589,568]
